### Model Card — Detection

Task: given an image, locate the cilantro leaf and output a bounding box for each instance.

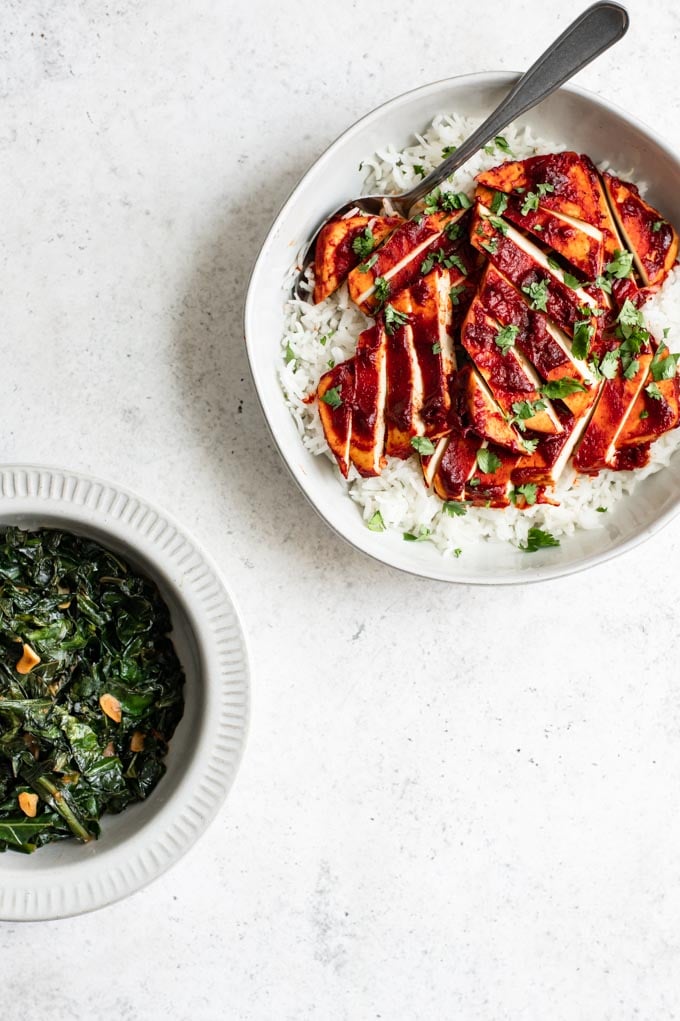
[284,342,296,366]
[652,220,665,233]
[352,226,375,260]
[536,182,555,197]
[605,249,634,279]
[383,303,409,335]
[494,135,512,154]
[540,378,587,399]
[443,501,467,517]
[646,381,664,401]
[599,349,619,379]
[562,271,581,290]
[449,284,466,306]
[403,527,431,542]
[490,191,508,215]
[358,253,378,273]
[411,436,436,456]
[320,387,343,409]
[650,342,680,381]
[442,145,457,158]
[521,191,539,216]
[522,278,549,312]
[440,191,471,211]
[519,527,560,553]
[494,323,519,355]
[367,511,385,532]
[413,165,426,178]
[572,319,594,360]
[373,276,390,307]
[487,215,509,236]
[476,448,502,474]
[512,483,538,506]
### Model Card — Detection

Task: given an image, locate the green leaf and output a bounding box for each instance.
[476,448,502,474]
[373,276,390,307]
[442,145,456,157]
[540,378,587,399]
[490,191,508,215]
[599,349,620,379]
[440,191,471,211]
[444,220,463,241]
[562,271,580,290]
[519,527,560,553]
[650,343,680,381]
[367,511,385,532]
[320,387,343,409]
[652,220,665,233]
[522,278,549,312]
[449,284,466,306]
[351,226,375,260]
[572,320,594,360]
[284,343,296,366]
[358,253,378,273]
[605,249,634,279]
[383,303,409,336]
[495,323,519,355]
[413,164,426,178]
[411,436,436,456]
[536,182,555,197]
[443,501,467,517]
[494,136,512,154]
[403,527,431,543]
[432,342,441,354]
[646,381,664,401]
[487,215,508,236]
[512,483,538,506]
[521,191,539,216]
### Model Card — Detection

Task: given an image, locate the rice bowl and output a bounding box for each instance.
[245,73,680,583]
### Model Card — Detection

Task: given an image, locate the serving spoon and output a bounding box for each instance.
[293,0,629,298]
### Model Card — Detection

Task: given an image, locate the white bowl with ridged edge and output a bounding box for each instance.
[245,71,680,583]
[0,464,249,920]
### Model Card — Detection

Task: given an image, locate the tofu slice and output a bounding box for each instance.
[476,262,596,418]
[349,325,388,477]
[461,294,563,434]
[460,364,525,452]
[317,360,355,477]
[313,214,403,304]
[616,352,680,447]
[471,203,602,346]
[475,183,604,280]
[383,292,424,458]
[511,404,598,488]
[573,354,653,472]
[347,209,469,313]
[464,444,518,507]
[477,151,623,257]
[407,267,457,437]
[432,430,481,501]
[602,173,679,289]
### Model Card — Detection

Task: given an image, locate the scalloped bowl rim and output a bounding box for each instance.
[245,71,680,584]
[0,464,250,921]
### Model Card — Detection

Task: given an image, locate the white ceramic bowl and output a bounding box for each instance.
[0,465,249,920]
[245,72,680,584]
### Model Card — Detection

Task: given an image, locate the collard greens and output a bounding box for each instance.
[0,528,185,852]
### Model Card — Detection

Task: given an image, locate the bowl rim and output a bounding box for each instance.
[244,71,680,585]
[0,463,250,920]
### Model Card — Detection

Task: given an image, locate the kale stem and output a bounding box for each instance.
[28,775,94,844]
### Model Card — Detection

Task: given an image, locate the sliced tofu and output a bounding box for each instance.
[464,444,518,507]
[407,267,456,437]
[477,151,623,257]
[313,214,403,304]
[573,354,653,472]
[461,294,563,434]
[475,183,604,280]
[510,404,597,488]
[602,173,679,289]
[470,203,602,342]
[460,364,524,452]
[616,353,680,447]
[347,209,469,313]
[349,324,388,477]
[420,434,449,488]
[432,430,481,501]
[476,263,595,418]
[317,360,355,477]
[383,292,424,458]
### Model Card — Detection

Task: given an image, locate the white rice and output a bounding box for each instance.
[279,113,680,555]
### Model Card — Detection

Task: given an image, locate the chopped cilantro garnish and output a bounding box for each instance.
[420,252,436,275]
[596,506,608,513]
[510,398,547,430]
[495,323,519,355]
[536,182,555,197]
[640,410,650,419]
[383,303,409,335]
[494,135,512,154]
[453,548,462,558]
[605,249,634,279]
[593,274,613,294]
[443,501,467,517]
[284,342,296,366]
[373,276,390,307]
[442,145,457,158]
[476,448,502,474]
[320,387,343,409]
[521,437,539,453]
[646,381,663,400]
[522,278,549,312]
[572,319,594,360]
[519,527,560,553]
[445,220,463,241]
[367,510,385,532]
[521,191,540,216]
[423,189,441,214]
[413,164,426,178]
[450,284,466,306]
[652,220,665,233]
[352,226,375,260]
[540,378,587,399]
[599,349,619,379]
[432,342,441,354]
[487,215,509,236]
[440,191,472,211]
[650,342,680,381]
[490,190,508,215]
[562,271,580,290]
[411,436,436,456]
[512,483,538,506]
[327,358,335,369]
[403,527,431,542]
[358,253,378,273]
[482,239,498,256]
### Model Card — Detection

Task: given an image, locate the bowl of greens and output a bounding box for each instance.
[0,465,249,920]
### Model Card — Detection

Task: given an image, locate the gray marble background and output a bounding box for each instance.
[2,1,680,1018]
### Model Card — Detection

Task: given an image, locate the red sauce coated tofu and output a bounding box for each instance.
[313,215,403,304]
[350,325,388,477]
[317,360,355,477]
[602,173,679,289]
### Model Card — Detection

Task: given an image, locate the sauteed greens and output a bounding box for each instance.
[0,528,185,853]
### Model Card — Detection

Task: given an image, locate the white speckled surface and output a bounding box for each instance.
[3,0,680,1017]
